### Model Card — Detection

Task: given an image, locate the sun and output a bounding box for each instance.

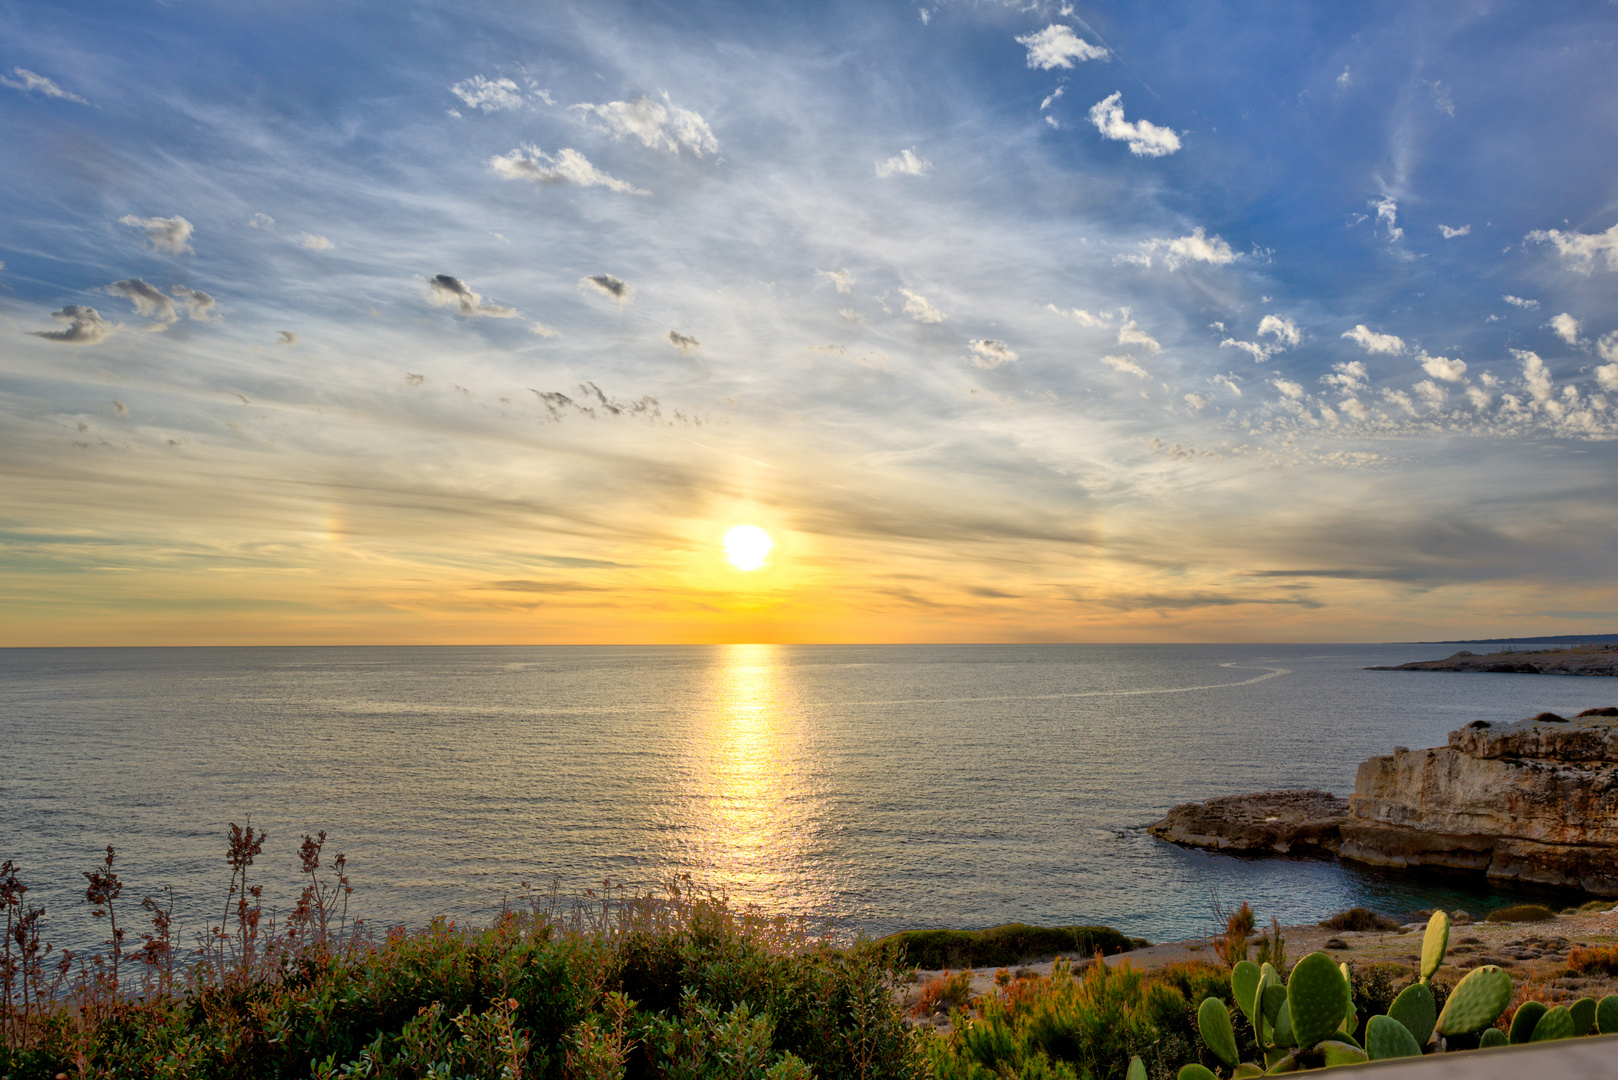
[723,525,773,571]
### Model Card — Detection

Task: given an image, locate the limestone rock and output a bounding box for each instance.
[1148,790,1348,854]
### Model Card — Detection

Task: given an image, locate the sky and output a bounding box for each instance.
[3,0,1618,646]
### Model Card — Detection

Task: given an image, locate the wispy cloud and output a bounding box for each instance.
[1016,25,1108,69]
[668,330,700,354]
[571,93,716,157]
[579,274,632,304]
[0,67,86,104]
[968,339,1017,368]
[1438,223,1470,239]
[900,289,944,323]
[119,214,194,254]
[876,148,932,178]
[1342,324,1405,354]
[450,75,526,112]
[1525,222,1618,272]
[29,305,114,344]
[1088,93,1180,156]
[427,274,518,318]
[488,146,648,194]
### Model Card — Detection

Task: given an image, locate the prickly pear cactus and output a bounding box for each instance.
[1420,910,1449,982]
[1509,1000,1546,1043]
[1528,1004,1575,1042]
[1569,996,1597,1037]
[1198,996,1239,1067]
[1177,1065,1218,1080]
[1479,1026,1508,1048]
[1260,980,1286,1026]
[1317,1040,1368,1067]
[1286,951,1352,1049]
[1598,994,1618,1035]
[1126,1055,1146,1080]
[1365,1014,1422,1060]
[1387,981,1436,1047]
[1231,1064,1263,1078]
[1273,1000,1296,1048]
[1231,960,1262,1025]
[1434,965,1512,1037]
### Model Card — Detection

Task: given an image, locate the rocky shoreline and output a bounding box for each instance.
[1369,645,1618,676]
[1150,709,1618,895]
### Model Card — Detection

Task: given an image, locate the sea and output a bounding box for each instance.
[2,643,1613,955]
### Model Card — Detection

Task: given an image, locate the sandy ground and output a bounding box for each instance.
[901,906,1618,1027]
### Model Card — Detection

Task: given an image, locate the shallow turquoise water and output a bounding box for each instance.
[1,643,1611,952]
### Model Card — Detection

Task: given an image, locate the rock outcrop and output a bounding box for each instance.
[1150,710,1618,896]
[1369,646,1618,676]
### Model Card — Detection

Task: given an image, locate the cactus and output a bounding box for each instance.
[1479,1027,1508,1048]
[1231,1064,1264,1078]
[1434,965,1512,1037]
[1177,1065,1218,1080]
[1198,997,1239,1068]
[1419,909,1449,982]
[1260,980,1286,1026]
[1598,994,1618,1035]
[1273,1000,1297,1048]
[1508,1000,1546,1043]
[1126,1055,1146,1080]
[1569,996,1597,1037]
[1387,981,1436,1047]
[1316,1041,1368,1067]
[1232,960,1263,1025]
[1285,952,1352,1049]
[1528,1005,1575,1042]
[1364,1014,1422,1060]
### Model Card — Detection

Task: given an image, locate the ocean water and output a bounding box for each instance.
[2,643,1614,954]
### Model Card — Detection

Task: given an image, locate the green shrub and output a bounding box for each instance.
[1485,904,1556,923]
[882,925,1141,970]
[1319,908,1401,932]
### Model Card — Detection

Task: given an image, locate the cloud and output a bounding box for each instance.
[1515,349,1554,405]
[1257,314,1300,347]
[1184,392,1211,410]
[1016,25,1108,69]
[968,339,1017,368]
[1221,338,1274,363]
[1155,227,1234,270]
[1502,294,1539,309]
[427,274,518,318]
[450,75,525,112]
[404,373,425,386]
[876,147,932,178]
[299,233,334,250]
[839,308,866,324]
[249,213,274,229]
[1466,385,1492,409]
[1048,305,1110,327]
[1600,332,1618,365]
[531,322,559,338]
[29,305,114,344]
[817,268,855,293]
[900,288,943,323]
[1413,379,1447,408]
[1342,324,1405,354]
[1371,196,1402,242]
[170,284,217,321]
[668,330,700,354]
[1338,397,1370,421]
[1525,222,1618,272]
[1419,352,1467,382]
[1115,320,1160,353]
[105,278,177,324]
[488,146,648,194]
[1546,312,1580,345]
[120,214,194,254]
[1323,360,1368,390]
[571,93,717,157]
[1040,86,1064,110]
[580,274,632,304]
[1438,224,1471,239]
[1336,66,1352,89]
[1273,378,1304,399]
[276,330,299,346]
[0,67,86,104]
[1100,354,1148,378]
[1087,92,1180,156]
[1596,336,1618,392]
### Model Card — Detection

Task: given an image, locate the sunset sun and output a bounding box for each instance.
[723,525,773,571]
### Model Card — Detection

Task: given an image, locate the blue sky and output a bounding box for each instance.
[3,0,1618,644]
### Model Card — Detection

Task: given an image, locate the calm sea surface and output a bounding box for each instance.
[3,644,1614,953]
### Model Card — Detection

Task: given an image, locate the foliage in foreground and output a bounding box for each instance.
[882,926,1145,972]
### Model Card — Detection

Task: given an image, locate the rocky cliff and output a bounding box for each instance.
[1149,709,1618,895]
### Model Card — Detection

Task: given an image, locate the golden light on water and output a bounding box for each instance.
[723,525,773,571]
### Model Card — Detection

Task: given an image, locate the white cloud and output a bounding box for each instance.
[276,330,299,347]
[579,274,633,304]
[427,273,518,318]
[1438,224,1471,239]
[1047,305,1110,327]
[1016,25,1108,69]
[1157,227,1234,270]
[249,213,275,229]
[299,233,334,250]
[1323,360,1369,391]
[572,93,717,157]
[668,330,700,355]
[1342,324,1405,354]
[1116,320,1160,353]
[1257,314,1300,347]
[1184,392,1211,411]
[1600,332,1618,364]
[839,308,866,325]
[171,284,217,321]
[1546,312,1580,345]
[900,289,944,323]
[487,146,649,195]
[1040,86,1064,111]
[1371,196,1403,242]
[0,67,86,104]
[1100,354,1149,379]
[530,322,559,338]
[1382,388,1418,416]
[1526,222,1618,273]
[450,75,525,113]
[1419,352,1467,382]
[1273,378,1304,399]
[1413,379,1447,408]
[968,339,1017,368]
[1336,67,1352,89]
[817,268,855,294]
[29,305,114,344]
[1338,397,1370,421]
[1479,371,1500,388]
[1087,92,1180,157]
[1221,338,1274,363]
[120,214,194,254]
[106,278,177,324]
[1597,362,1618,393]
[1113,252,1152,268]
[1502,294,1539,309]
[1465,385,1492,409]
[876,147,932,178]
[1212,373,1242,397]
[1514,349,1554,404]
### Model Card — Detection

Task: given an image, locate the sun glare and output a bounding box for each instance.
[723,525,773,571]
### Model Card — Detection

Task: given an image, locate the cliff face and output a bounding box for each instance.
[1149,710,1618,896]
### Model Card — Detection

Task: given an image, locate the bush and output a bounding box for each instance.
[1319,907,1400,932]
[1567,944,1618,976]
[883,925,1141,970]
[1485,904,1556,923]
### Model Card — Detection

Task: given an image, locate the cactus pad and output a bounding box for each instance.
[1317,1041,1368,1067]
[1261,981,1287,1025]
[1388,981,1436,1047]
[1232,1064,1264,1079]
[1127,1056,1147,1080]
[1286,951,1351,1049]
[1508,1000,1545,1043]
[1528,1005,1574,1042]
[1365,1014,1422,1060]
[1232,960,1262,1025]
[1434,965,1512,1036]
[1273,1000,1296,1048]
[1199,996,1239,1067]
[1599,994,1618,1035]
[1420,910,1449,981]
[1478,1026,1508,1048]
[1177,1065,1218,1080]
[1569,996,1597,1037]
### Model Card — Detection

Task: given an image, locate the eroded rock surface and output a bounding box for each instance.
[1150,711,1618,895]
[1369,646,1618,676]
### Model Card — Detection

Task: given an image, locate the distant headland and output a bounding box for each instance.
[1369,645,1618,676]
